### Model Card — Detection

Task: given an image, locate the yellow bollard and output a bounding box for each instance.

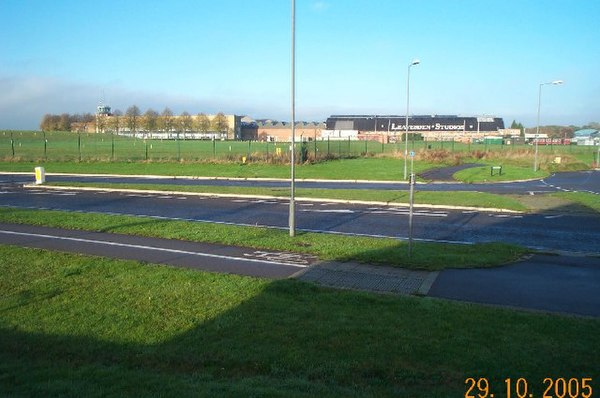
[34,167,46,185]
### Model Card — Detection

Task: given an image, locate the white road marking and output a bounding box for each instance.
[544,215,564,219]
[0,230,309,268]
[300,209,355,214]
[243,250,314,266]
[488,214,523,219]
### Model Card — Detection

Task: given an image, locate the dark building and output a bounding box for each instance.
[326,115,504,133]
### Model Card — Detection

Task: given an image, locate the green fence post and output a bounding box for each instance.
[43,131,47,160]
[348,136,351,156]
[364,138,368,154]
[78,132,81,161]
[145,140,148,161]
[327,137,330,156]
[177,132,181,161]
[213,138,216,159]
[452,138,455,151]
[266,141,269,161]
[313,138,317,161]
[111,132,115,161]
[10,131,15,158]
[248,140,251,160]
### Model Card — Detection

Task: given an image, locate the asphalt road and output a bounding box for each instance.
[1,174,599,253]
[2,170,600,194]
[0,223,314,278]
[429,254,600,317]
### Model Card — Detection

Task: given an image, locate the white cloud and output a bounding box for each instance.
[311,1,330,12]
[0,75,289,130]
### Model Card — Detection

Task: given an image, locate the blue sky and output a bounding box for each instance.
[1,0,598,129]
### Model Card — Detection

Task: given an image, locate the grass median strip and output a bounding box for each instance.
[0,207,526,271]
[47,181,528,211]
[549,191,600,212]
[1,245,598,397]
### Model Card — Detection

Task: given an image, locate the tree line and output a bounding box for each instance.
[512,119,599,139]
[40,113,95,132]
[40,106,231,134]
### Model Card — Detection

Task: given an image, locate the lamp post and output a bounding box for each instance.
[534,80,563,172]
[403,59,420,180]
[289,0,296,237]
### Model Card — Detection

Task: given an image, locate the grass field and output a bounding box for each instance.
[1,245,598,397]
[1,130,597,170]
[47,181,529,211]
[0,207,527,270]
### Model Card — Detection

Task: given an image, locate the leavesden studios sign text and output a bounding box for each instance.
[390,122,466,131]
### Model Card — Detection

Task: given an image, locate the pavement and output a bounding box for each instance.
[1,222,598,317]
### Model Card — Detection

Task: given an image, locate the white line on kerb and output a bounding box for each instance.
[0,230,308,269]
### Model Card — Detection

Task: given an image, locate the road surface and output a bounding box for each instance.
[1,175,598,253]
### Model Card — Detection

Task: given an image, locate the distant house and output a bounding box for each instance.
[240,118,325,141]
[573,129,599,146]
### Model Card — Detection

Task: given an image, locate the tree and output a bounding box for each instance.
[195,113,211,133]
[59,113,71,131]
[40,114,54,131]
[159,107,174,132]
[125,105,141,133]
[511,120,525,137]
[142,109,159,132]
[109,109,122,133]
[212,112,229,135]
[180,111,193,132]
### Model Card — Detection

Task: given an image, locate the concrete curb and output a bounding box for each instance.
[23,184,525,213]
[0,171,544,185]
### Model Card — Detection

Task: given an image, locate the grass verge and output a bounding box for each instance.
[47,181,529,211]
[1,245,598,397]
[549,191,600,212]
[0,207,526,271]
[0,158,440,181]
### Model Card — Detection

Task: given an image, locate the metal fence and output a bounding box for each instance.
[1,130,598,165]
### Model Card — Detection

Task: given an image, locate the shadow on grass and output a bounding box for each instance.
[2,276,599,398]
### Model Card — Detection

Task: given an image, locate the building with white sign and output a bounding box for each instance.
[324,115,505,143]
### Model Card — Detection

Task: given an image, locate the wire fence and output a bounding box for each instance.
[1,130,598,165]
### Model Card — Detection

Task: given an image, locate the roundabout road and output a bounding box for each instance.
[1,169,599,195]
[1,174,599,254]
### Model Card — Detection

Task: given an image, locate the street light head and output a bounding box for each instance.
[552,80,563,85]
[410,59,420,66]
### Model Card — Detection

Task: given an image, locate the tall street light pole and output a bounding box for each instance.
[403,59,420,180]
[289,0,296,237]
[534,80,563,172]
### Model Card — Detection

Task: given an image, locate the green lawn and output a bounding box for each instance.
[1,245,598,397]
[47,181,529,211]
[453,164,549,183]
[0,158,441,181]
[549,191,600,212]
[0,207,526,271]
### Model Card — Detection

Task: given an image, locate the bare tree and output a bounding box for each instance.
[142,109,159,132]
[180,111,193,133]
[212,112,229,137]
[59,113,71,131]
[195,113,211,133]
[125,105,141,133]
[159,107,174,133]
[109,109,122,133]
